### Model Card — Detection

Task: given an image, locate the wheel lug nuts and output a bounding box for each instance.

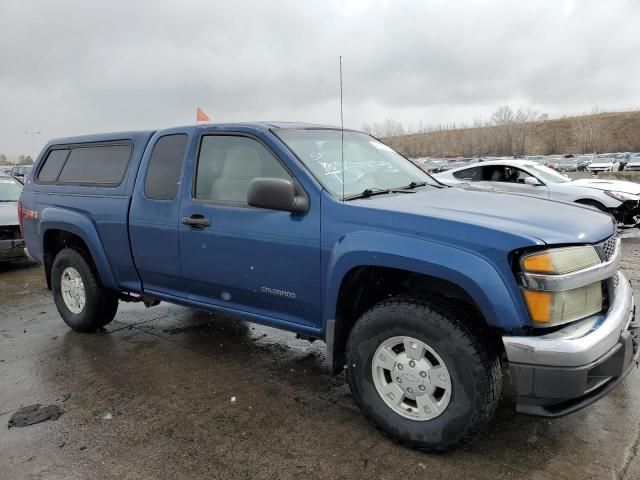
[409,361,415,368]
[420,371,427,378]
[407,387,413,393]
[397,377,402,383]
[419,385,426,391]
[398,364,403,370]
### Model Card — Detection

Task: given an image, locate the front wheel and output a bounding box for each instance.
[51,248,118,332]
[346,296,501,451]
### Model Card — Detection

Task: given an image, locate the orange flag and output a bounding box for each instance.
[196,107,210,122]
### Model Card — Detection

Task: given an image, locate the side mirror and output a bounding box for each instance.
[247,178,309,214]
[524,177,543,186]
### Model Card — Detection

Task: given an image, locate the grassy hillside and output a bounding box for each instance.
[385,111,640,158]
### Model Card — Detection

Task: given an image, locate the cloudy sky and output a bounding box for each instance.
[1,0,639,155]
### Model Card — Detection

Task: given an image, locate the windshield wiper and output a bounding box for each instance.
[344,185,423,201]
[398,181,429,190]
[344,188,394,201]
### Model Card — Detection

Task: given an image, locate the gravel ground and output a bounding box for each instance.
[0,235,639,480]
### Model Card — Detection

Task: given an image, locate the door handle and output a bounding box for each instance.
[182,214,211,229]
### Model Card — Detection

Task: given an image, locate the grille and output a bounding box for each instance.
[0,225,21,241]
[600,234,619,261]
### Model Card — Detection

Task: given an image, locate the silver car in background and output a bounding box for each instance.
[555,157,579,172]
[435,159,640,227]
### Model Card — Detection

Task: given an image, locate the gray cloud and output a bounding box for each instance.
[1,0,639,154]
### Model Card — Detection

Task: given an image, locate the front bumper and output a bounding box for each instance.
[612,200,640,227]
[503,271,638,417]
[0,238,26,261]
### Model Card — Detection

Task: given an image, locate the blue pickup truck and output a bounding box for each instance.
[19,123,638,451]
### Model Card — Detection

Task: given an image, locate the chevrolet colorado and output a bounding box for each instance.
[19,123,638,451]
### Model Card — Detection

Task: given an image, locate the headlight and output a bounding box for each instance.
[605,190,640,202]
[522,283,602,325]
[521,246,600,274]
[520,246,603,327]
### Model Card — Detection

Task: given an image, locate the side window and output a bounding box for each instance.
[195,136,290,203]
[453,166,481,181]
[57,144,132,184]
[481,166,508,182]
[509,168,536,184]
[38,149,69,182]
[144,134,188,200]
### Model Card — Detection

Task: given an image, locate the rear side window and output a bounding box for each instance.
[144,134,188,200]
[453,166,481,181]
[38,149,69,182]
[56,143,132,184]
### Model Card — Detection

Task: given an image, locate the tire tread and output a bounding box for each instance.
[346,294,501,452]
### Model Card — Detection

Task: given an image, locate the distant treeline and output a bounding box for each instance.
[0,154,33,165]
[366,108,640,158]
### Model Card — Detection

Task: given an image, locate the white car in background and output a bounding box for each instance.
[435,160,640,227]
[625,155,640,172]
[587,155,620,172]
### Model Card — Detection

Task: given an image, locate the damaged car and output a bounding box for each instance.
[436,160,640,228]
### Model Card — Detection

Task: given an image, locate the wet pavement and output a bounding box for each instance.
[1,238,640,479]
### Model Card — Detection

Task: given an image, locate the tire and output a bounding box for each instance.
[51,248,118,332]
[346,296,501,452]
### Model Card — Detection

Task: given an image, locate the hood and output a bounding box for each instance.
[590,160,616,166]
[570,178,640,195]
[0,202,19,226]
[352,187,615,246]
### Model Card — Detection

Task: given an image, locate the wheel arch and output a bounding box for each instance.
[575,198,610,212]
[324,244,522,374]
[41,208,117,290]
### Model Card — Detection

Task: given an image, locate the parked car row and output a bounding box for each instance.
[0,165,33,183]
[412,152,640,174]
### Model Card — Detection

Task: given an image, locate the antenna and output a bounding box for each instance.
[339,56,345,201]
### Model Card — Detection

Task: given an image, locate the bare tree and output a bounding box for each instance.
[573,115,599,153]
[545,128,560,154]
[491,106,515,126]
[512,108,538,156]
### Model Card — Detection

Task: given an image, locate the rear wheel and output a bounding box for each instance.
[51,248,118,332]
[346,296,501,451]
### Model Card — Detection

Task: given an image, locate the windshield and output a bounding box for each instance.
[530,165,571,183]
[275,129,438,198]
[0,176,22,201]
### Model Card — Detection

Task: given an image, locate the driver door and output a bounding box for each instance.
[483,166,549,198]
[178,133,322,328]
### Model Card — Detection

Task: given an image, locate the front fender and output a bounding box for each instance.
[323,231,528,333]
[40,207,117,289]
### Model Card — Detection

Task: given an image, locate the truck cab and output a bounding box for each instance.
[19,123,638,451]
